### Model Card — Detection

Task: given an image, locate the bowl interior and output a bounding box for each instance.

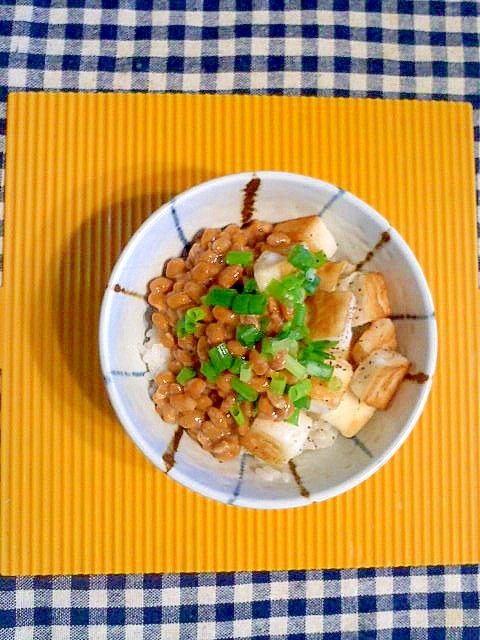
[99,172,437,509]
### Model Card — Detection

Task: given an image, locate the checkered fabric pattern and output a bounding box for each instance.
[1,567,480,639]
[1,1,480,637]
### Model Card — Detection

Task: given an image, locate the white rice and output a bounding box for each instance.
[253,461,291,483]
[304,416,338,449]
[139,327,169,380]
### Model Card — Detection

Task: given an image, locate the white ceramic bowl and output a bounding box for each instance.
[99,172,437,509]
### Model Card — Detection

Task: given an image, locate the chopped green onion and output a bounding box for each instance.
[176,316,187,337]
[274,321,292,340]
[225,250,254,266]
[200,361,219,383]
[229,357,244,375]
[286,408,300,425]
[303,268,320,295]
[229,404,245,426]
[266,273,306,306]
[292,303,307,327]
[232,293,267,316]
[243,278,258,293]
[299,348,329,364]
[260,316,270,332]
[272,337,298,356]
[231,293,251,315]
[239,361,252,383]
[265,279,288,303]
[299,340,337,365]
[284,354,307,380]
[288,244,318,271]
[185,306,205,322]
[247,293,268,315]
[261,337,274,357]
[327,375,343,392]
[270,374,287,395]
[292,326,309,340]
[281,272,306,291]
[208,342,233,373]
[315,250,328,266]
[176,367,197,386]
[231,377,259,402]
[309,339,338,351]
[306,361,334,380]
[236,324,264,347]
[293,395,311,409]
[176,316,196,338]
[204,287,238,308]
[176,306,206,337]
[288,378,312,403]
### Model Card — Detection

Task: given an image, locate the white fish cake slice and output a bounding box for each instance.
[316,260,355,292]
[242,413,312,468]
[307,289,355,352]
[253,250,297,292]
[351,318,398,365]
[321,390,376,438]
[346,272,392,327]
[274,215,338,258]
[349,348,410,410]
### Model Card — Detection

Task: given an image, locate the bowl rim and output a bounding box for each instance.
[99,170,438,510]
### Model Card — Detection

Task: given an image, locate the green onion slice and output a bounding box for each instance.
[247,293,268,315]
[225,250,254,266]
[229,357,244,375]
[261,337,274,357]
[229,404,245,426]
[208,342,233,373]
[288,244,318,271]
[306,361,334,380]
[284,354,307,380]
[286,408,300,425]
[204,287,238,308]
[236,324,264,347]
[176,367,196,386]
[303,268,320,295]
[293,395,311,409]
[232,293,267,316]
[200,361,219,383]
[270,374,287,395]
[288,378,312,403]
[231,293,251,315]
[231,377,259,402]
[239,361,252,383]
[185,306,205,322]
[243,278,258,293]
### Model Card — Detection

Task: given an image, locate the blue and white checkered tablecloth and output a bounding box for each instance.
[0,1,479,638]
[1,568,480,639]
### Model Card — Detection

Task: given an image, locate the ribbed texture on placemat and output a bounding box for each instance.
[1,94,478,575]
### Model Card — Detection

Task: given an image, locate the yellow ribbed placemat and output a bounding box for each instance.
[1,93,479,575]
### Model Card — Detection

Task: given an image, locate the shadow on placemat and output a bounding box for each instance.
[30,186,167,436]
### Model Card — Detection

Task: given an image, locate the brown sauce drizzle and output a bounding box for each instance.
[405,372,429,384]
[162,426,184,472]
[356,231,391,269]
[241,176,261,226]
[390,313,431,320]
[113,283,146,299]
[288,460,310,498]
